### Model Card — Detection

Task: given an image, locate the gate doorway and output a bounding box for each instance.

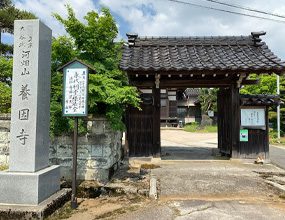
[121,32,285,159]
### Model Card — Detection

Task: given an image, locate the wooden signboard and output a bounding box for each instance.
[63,68,88,117]
[240,108,265,129]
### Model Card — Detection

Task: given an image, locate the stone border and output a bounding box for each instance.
[0,188,71,220]
[0,114,11,120]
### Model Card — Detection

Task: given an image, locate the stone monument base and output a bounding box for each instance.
[0,165,60,205]
[0,188,71,220]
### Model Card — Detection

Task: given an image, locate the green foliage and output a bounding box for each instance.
[269,130,285,144]
[198,88,218,114]
[51,36,79,72]
[241,74,285,133]
[0,56,12,84]
[0,1,36,33]
[0,164,8,171]
[0,57,12,113]
[0,2,36,112]
[50,5,140,134]
[0,0,36,55]
[184,123,217,133]
[240,74,277,95]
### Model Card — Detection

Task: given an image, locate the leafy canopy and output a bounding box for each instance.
[198,88,218,114]
[0,57,12,112]
[0,0,36,55]
[50,5,140,135]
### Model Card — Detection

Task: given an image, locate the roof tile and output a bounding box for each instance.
[120,34,285,74]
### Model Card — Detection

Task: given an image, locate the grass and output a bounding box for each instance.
[140,164,160,169]
[0,164,8,171]
[184,123,217,133]
[269,130,285,145]
[270,137,285,145]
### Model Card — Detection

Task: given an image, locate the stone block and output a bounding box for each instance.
[0,188,71,220]
[0,165,60,205]
[56,144,72,157]
[49,145,57,158]
[91,144,103,157]
[78,145,91,158]
[103,146,112,157]
[57,157,72,168]
[9,20,52,172]
[51,136,73,145]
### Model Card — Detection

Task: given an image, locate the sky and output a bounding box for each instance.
[3,0,285,59]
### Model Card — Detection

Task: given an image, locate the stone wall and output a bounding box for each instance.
[0,115,123,182]
[0,114,10,166]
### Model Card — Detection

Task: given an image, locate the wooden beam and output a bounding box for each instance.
[241,79,260,85]
[131,79,235,88]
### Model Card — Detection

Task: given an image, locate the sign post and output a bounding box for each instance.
[58,59,95,209]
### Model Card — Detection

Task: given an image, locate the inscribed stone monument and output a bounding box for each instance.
[0,20,60,205]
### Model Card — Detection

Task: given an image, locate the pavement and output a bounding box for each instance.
[119,130,285,220]
[270,144,285,169]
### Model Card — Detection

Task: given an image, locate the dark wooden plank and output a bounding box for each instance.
[230,84,240,158]
[153,86,161,157]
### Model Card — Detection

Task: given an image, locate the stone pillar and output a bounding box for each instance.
[0,20,60,205]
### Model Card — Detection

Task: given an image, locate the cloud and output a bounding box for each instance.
[99,0,285,59]
[13,0,285,59]
[15,0,97,37]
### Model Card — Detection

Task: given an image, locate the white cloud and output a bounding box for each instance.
[13,0,285,59]
[99,0,285,59]
[15,0,97,37]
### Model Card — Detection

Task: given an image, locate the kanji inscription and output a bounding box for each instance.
[63,68,88,116]
[16,129,29,145]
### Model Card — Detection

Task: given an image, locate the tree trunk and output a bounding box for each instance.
[200,114,213,127]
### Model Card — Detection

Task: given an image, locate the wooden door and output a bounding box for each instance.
[126,89,161,156]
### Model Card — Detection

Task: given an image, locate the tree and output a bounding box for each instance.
[241,74,285,133]
[0,56,12,113]
[0,2,36,113]
[0,0,36,55]
[240,74,277,95]
[50,5,140,135]
[198,88,218,126]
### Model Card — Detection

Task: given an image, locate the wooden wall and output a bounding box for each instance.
[239,107,269,159]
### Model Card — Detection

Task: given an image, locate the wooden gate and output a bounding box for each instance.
[126,89,160,156]
[217,85,240,157]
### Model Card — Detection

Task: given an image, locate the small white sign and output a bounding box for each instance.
[241,108,265,127]
[208,110,214,117]
[63,68,88,116]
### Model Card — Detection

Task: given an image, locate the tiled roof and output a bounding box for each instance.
[120,32,285,74]
[184,88,200,97]
[240,94,282,106]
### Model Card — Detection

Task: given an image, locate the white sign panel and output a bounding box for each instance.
[63,68,88,116]
[241,108,265,127]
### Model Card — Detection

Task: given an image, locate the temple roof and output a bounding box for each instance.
[120,32,285,75]
[240,94,282,106]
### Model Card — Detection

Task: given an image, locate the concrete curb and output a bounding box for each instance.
[149,175,158,200]
[265,180,285,193]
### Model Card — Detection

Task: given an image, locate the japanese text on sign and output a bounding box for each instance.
[241,108,265,127]
[63,68,88,116]
[15,25,33,146]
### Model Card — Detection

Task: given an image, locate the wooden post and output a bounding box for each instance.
[230,84,240,158]
[265,107,270,159]
[71,117,78,209]
[152,86,161,157]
